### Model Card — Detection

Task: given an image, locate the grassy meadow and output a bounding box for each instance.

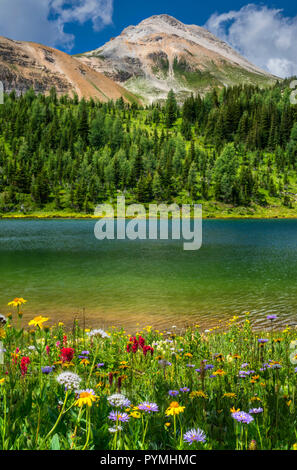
[1,298,297,450]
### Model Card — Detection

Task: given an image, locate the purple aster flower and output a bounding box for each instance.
[81,351,90,355]
[294,367,297,373]
[97,363,105,368]
[186,364,195,368]
[169,390,179,396]
[108,411,130,422]
[184,428,206,445]
[239,370,256,377]
[249,408,263,414]
[205,364,214,370]
[239,371,249,378]
[138,402,159,413]
[180,387,190,393]
[42,366,54,374]
[232,411,254,424]
[267,315,277,321]
[241,363,249,368]
[258,339,269,344]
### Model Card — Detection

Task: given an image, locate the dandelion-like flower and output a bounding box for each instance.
[107,393,131,408]
[231,411,254,424]
[75,389,98,407]
[183,428,206,445]
[56,372,81,391]
[108,411,130,422]
[165,402,185,416]
[138,402,159,413]
[28,316,49,329]
[8,298,27,308]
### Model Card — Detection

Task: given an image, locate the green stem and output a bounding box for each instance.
[40,391,69,448]
[82,407,91,450]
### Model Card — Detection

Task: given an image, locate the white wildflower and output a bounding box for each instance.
[56,372,82,391]
[107,393,131,408]
[108,425,123,433]
[87,329,110,339]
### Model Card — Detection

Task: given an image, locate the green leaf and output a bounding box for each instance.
[50,434,60,450]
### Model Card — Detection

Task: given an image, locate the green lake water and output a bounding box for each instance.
[0,219,297,330]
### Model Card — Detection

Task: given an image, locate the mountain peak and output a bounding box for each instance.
[141,14,183,26]
[78,15,277,103]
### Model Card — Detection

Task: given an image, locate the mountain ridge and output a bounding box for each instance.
[77,14,278,103]
[0,35,139,104]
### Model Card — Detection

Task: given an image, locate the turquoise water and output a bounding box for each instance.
[0,219,297,330]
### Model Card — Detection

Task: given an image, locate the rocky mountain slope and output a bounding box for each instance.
[0,36,138,103]
[77,14,278,103]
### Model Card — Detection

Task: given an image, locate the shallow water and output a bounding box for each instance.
[0,219,297,331]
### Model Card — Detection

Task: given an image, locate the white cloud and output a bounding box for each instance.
[0,0,114,50]
[205,4,297,78]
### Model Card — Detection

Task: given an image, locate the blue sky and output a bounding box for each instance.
[0,1,297,76]
[69,1,297,55]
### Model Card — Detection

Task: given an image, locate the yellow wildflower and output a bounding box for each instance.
[165,402,185,416]
[75,390,98,407]
[80,358,90,366]
[28,316,49,329]
[190,390,208,399]
[223,393,237,399]
[213,369,226,376]
[8,297,27,307]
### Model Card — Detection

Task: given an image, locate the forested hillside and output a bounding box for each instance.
[0,82,297,216]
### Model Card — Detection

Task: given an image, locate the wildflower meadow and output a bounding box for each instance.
[1,299,297,451]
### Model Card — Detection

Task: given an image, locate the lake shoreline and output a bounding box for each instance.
[1,203,297,220]
[2,212,297,220]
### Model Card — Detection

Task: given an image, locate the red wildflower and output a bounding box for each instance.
[60,347,74,363]
[143,345,154,357]
[20,356,30,376]
[138,336,145,349]
[109,372,114,386]
[127,336,139,354]
[117,376,123,393]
